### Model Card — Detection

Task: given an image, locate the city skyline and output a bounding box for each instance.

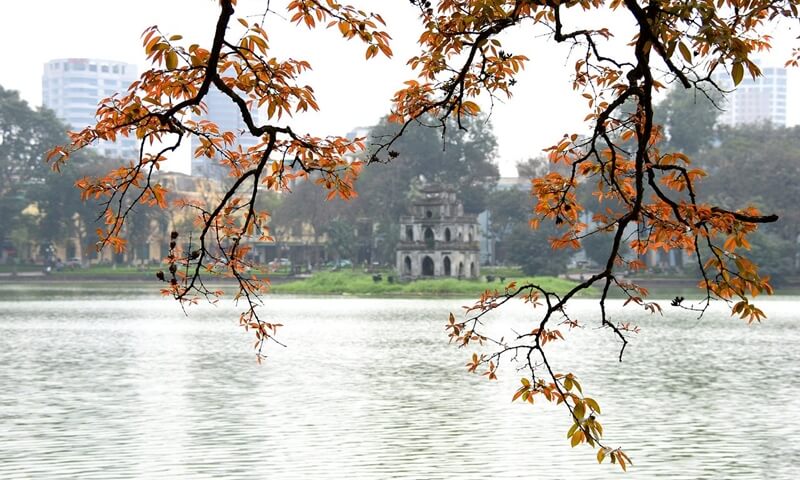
[5,0,800,176]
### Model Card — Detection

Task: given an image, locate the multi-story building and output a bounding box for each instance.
[396,184,481,279]
[715,64,788,127]
[190,86,261,180]
[42,58,138,159]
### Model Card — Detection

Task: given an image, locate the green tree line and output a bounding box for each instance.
[3,81,799,283]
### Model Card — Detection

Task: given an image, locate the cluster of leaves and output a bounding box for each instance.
[54,0,795,469]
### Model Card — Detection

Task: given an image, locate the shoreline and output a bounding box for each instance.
[3,272,797,298]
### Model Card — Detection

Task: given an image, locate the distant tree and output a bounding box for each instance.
[515,157,549,179]
[0,86,102,262]
[692,124,800,279]
[655,86,722,156]
[487,187,529,232]
[0,87,65,195]
[486,187,530,264]
[486,186,576,271]
[36,154,115,259]
[745,230,796,285]
[272,178,352,266]
[324,219,356,264]
[699,125,800,240]
[582,229,630,268]
[361,113,499,215]
[506,221,573,276]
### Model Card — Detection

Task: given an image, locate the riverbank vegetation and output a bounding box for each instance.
[270,270,586,297]
[1,264,589,298]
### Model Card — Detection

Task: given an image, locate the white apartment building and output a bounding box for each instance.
[42,58,138,159]
[715,64,788,127]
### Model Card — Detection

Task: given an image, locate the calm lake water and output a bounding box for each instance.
[1,284,798,479]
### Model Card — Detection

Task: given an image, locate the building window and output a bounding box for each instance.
[426,210,432,218]
[404,256,412,275]
[443,256,451,276]
[101,65,109,73]
[406,226,414,242]
[445,228,451,242]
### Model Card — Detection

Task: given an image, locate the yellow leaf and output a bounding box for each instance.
[573,401,586,420]
[567,422,579,438]
[462,100,480,114]
[678,42,692,63]
[732,62,744,86]
[570,430,583,447]
[166,51,178,70]
[584,397,601,414]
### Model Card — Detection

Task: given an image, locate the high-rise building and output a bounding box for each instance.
[715,64,788,127]
[190,86,261,180]
[42,58,138,159]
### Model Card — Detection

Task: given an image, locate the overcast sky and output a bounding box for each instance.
[1,0,797,176]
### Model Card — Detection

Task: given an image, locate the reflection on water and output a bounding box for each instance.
[1,287,798,478]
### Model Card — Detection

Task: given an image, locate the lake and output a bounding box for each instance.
[1,284,798,478]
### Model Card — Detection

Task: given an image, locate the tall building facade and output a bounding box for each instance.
[42,58,138,159]
[190,86,261,180]
[715,64,788,126]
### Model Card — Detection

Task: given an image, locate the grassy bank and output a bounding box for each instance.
[270,271,588,297]
[51,266,159,277]
[0,265,291,281]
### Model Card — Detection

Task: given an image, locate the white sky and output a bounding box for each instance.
[1,0,798,176]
